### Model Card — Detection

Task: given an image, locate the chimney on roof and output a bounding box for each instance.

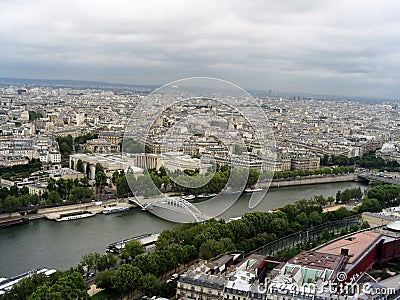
[341,248,349,256]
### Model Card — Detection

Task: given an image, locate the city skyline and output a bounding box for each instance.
[1,0,400,99]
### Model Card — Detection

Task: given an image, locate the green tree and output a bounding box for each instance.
[66,179,74,198]
[28,271,88,300]
[199,238,234,260]
[95,270,116,291]
[116,176,131,196]
[246,168,260,187]
[357,198,382,213]
[81,253,101,278]
[361,221,370,229]
[1,273,48,300]
[97,253,117,271]
[336,190,341,203]
[40,191,48,201]
[95,171,107,194]
[80,177,89,187]
[51,271,89,300]
[47,190,61,204]
[112,170,120,185]
[95,163,104,174]
[47,178,56,191]
[29,111,43,121]
[76,159,84,173]
[28,285,62,300]
[56,135,73,158]
[3,195,21,215]
[308,211,322,226]
[56,178,67,199]
[114,265,143,298]
[296,212,308,227]
[327,196,335,205]
[86,163,91,178]
[121,240,145,261]
[139,274,160,296]
[334,207,351,219]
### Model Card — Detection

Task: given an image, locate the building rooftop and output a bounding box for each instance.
[287,251,345,271]
[179,263,225,291]
[225,269,256,292]
[237,253,266,273]
[316,231,381,264]
[387,221,400,231]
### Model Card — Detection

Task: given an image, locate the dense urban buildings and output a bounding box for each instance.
[1,85,396,175]
[1,84,400,299]
[176,223,400,300]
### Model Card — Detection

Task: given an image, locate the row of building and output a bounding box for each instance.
[176,220,400,300]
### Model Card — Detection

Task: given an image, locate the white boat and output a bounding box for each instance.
[244,188,263,193]
[182,195,195,200]
[106,233,160,253]
[55,211,95,222]
[0,268,57,292]
[196,193,217,198]
[103,206,130,214]
[227,216,242,222]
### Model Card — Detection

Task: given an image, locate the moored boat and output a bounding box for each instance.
[0,216,29,228]
[0,268,56,294]
[102,206,130,214]
[55,211,95,222]
[106,232,160,253]
[244,188,263,192]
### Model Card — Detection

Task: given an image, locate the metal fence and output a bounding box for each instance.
[249,215,361,256]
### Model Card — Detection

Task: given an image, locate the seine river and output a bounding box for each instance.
[0,181,366,277]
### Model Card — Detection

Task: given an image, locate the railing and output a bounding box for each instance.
[248,215,361,256]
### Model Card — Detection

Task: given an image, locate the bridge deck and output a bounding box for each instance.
[358,172,400,186]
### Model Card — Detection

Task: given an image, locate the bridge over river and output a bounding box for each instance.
[358,172,400,186]
[130,196,210,222]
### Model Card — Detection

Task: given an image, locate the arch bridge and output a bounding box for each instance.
[132,197,208,222]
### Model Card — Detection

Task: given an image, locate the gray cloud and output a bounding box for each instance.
[1,0,400,98]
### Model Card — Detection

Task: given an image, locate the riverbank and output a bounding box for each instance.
[0,198,136,222]
[268,173,358,188]
[0,174,360,223]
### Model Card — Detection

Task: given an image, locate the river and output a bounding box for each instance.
[0,181,367,277]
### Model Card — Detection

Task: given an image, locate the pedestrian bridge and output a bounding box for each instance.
[130,197,208,222]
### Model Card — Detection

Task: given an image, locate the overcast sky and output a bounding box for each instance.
[1,0,400,98]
